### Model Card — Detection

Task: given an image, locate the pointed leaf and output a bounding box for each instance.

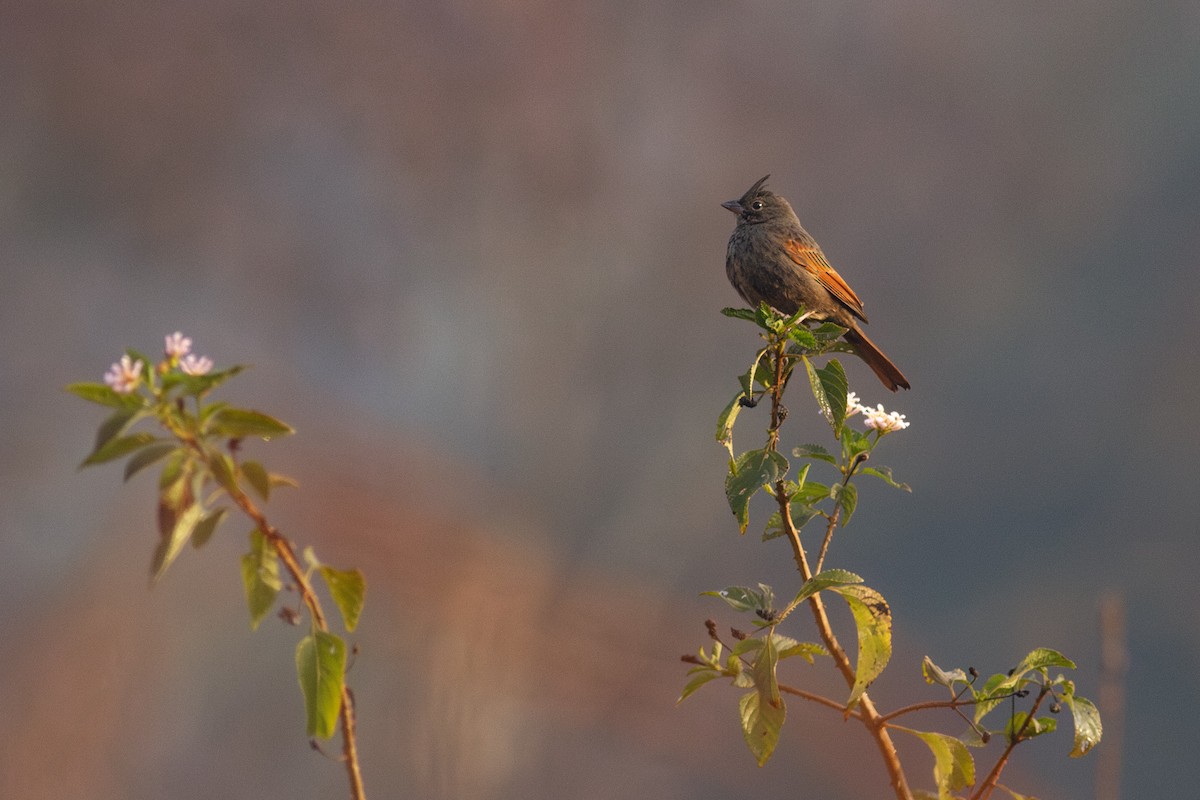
[725,449,788,534]
[123,442,178,482]
[81,432,157,467]
[830,584,892,707]
[903,729,975,799]
[716,393,743,452]
[861,465,912,492]
[805,358,849,434]
[721,307,758,322]
[1014,647,1076,675]
[792,443,837,464]
[240,529,283,630]
[1062,688,1102,757]
[792,569,863,606]
[151,502,203,582]
[208,407,294,440]
[738,689,785,767]
[67,382,146,409]
[677,669,722,703]
[318,566,366,632]
[191,506,228,549]
[241,459,271,501]
[296,631,347,739]
[922,656,970,688]
[831,481,858,526]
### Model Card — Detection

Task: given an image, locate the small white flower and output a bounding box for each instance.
[104,354,144,394]
[180,353,214,376]
[845,391,863,416]
[164,331,192,359]
[861,403,910,434]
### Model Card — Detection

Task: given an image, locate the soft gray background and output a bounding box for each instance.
[3,2,1197,798]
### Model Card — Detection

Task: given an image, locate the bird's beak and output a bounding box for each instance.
[721,200,742,214]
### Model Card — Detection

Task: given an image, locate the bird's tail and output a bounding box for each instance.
[844,327,910,392]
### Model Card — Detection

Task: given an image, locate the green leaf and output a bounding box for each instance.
[791,479,832,506]
[269,472,300,490]
[191,506,228,549]
[725,449,788,534]
[207,407,294,440]
[805,358,849,434]
[973,672,1015,724]
[792,443,837,464]
[296,631,347,739]
[861,465,912,492]
[1014,648,1077,675]
[677,669,722,703]
[241,459,271,501]
[151,501,203,583]
[831,481,858,526]
[81,431,158,467]
[777,640,828,663]
[66,382,146,409]
[206,450,238,494]
[811,322,848,342]
[704,583,775,614]
[922,656,970,688]
[721,307,759,322]
[93,408,146,452]
[716,393,743,452]
[792,569,864,606]
[1061,685,1102,757]
[902,729,975,799]
[169,364,246,397]
[830,584,892,707]
[1006,712,1057,739]
[123,442,178,481]
[240,529,283,630]
[318,566,366,632]
[788,326,818,350]
[739,630,786,766]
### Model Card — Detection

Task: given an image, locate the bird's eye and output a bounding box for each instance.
[751,200,764,210]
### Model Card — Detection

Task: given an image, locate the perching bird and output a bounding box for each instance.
[723,175,910,391]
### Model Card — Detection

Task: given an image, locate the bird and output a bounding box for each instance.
[722,175,910,391]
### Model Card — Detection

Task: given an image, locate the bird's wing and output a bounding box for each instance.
[784,237,868,322]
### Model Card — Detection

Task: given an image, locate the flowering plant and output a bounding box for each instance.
[70,333,367,800]
[681,305,1101,800]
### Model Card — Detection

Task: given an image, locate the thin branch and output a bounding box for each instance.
[763,335,913,800]
[970,688,1050,800]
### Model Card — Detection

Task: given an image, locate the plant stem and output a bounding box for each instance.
[765,336,912,800]
[225,483,367,800]
[970,688,1050,800]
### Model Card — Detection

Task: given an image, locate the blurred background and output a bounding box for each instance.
[2,2,1198,798]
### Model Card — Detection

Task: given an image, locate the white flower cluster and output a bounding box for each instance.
[841,391,910,434]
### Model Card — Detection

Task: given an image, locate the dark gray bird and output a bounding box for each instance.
[723,175,910,391]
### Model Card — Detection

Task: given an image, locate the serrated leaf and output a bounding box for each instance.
[241,459,270,501]
[805,358,849,434]
[240,529,282,629]
[1062,688,1102,757]
[151,501,203,582]
[830,584,892,707]
[704,584,774,614]
[777,640,828,663]
[123,442,178,481]
[716,393,743,451]
[725,449,788,534]
[903,729,975,799]
[1006,712,1057,739]
[296,631,346,739]
[788,326,818,350]
[739,688,785,767]
[208,407,294,440]
[861,465,912,492]
[318,566,366,632]
[832,481,858,526]
[191,506,228,549]
[732,637,765,658]
[66,381,146,409]
[791,479,831,506]
[922,656,970,688]
[721,307,759,322]
[793,443,837,464]
[81,431,158,467]
[677,669,722,703]
[1014,648,1077,675]
[792,569,864,606]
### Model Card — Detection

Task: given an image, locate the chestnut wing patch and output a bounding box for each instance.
[784,237,867,322]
